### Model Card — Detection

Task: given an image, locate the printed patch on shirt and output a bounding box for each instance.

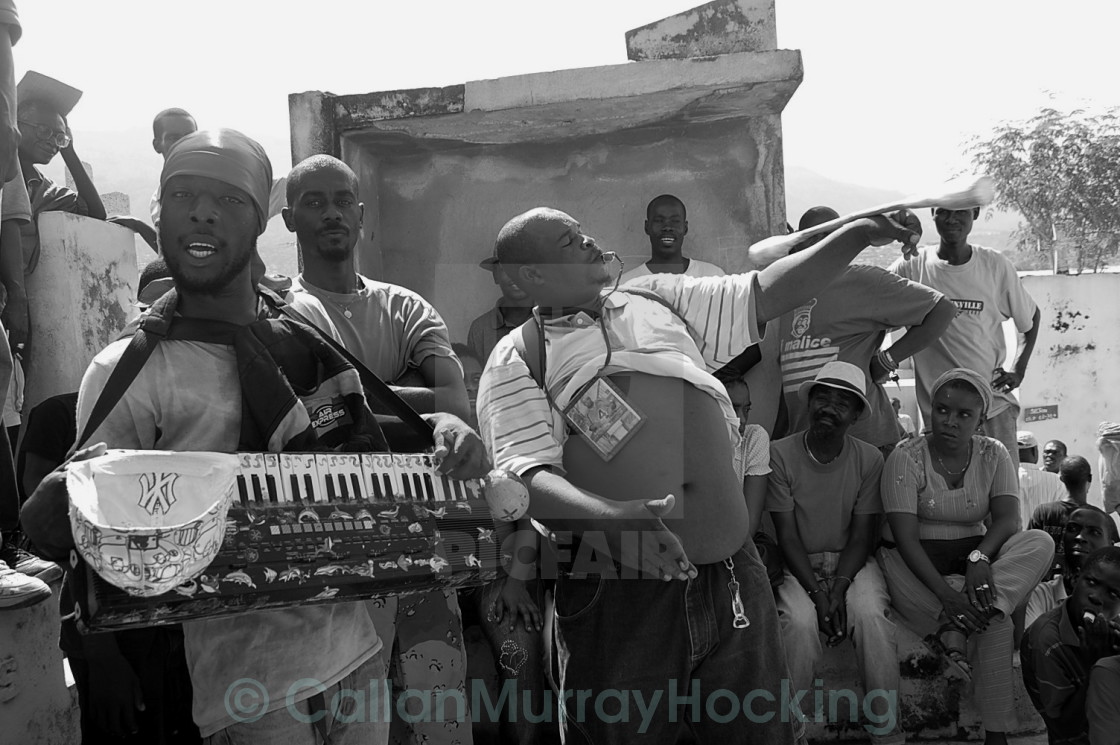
[952,299,984,315]
[790,298,817,338]
[307,399,353,436]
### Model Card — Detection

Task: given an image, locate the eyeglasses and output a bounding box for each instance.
[18,120,71,148]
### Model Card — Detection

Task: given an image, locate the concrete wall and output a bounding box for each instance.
[1017,272,1120,506]
[351,114,785,343]
[343,114,789,432]
[24,213,139,413]
[0,578,78,743]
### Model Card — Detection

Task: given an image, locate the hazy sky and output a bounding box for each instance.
[14,0,1120,190]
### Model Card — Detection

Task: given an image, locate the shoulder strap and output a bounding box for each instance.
[510,316,543,390]
[74,329,160,451]
[259,289,434,441]
[74,290,183,450]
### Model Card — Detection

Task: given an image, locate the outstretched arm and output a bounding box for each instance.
[755,214,920,325]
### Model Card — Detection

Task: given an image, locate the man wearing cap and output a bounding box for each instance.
[282,154,475,745]
[1017,430,1065,527]
[467,254,534,365]
[620,193,724,284]
[766,361,901,745]
[23,129,487,744]
[477,206,919,742]
[778,206,956,455]
[891,205,1041,465]
[16,73,106,244]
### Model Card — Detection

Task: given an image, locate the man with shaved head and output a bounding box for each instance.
[478,205,920,742]
[284,153,476,745]
[620,193,724,283]
[776,206,956,454]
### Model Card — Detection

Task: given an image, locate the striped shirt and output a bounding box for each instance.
[478,273,763,477]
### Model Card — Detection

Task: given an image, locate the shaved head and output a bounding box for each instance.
[494,207,574,269]
[493,207,613,306]
[287,154,360,206]
[646,194,686,221]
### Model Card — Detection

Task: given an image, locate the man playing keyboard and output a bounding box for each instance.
[478,206,919,743]
[282,154,476,745]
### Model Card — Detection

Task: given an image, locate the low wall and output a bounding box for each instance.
[23,212,138,413]
[1017,272,1120,507]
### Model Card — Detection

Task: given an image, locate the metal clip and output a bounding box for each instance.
[723,557,750,629]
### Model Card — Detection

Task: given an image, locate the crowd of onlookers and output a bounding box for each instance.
[1,3,1118,745]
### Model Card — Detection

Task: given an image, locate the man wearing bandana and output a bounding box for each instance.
[23,130,488,744]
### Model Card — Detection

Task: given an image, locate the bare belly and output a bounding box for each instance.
[561,372,750,565]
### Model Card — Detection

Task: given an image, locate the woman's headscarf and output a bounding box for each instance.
[929,367,993,419]
[159,128,273,234]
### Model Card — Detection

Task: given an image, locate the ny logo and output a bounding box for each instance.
[137,472,180,515]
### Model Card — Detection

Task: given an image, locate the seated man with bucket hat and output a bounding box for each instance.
[767,361,902,744]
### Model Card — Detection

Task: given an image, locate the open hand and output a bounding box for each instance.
[570,494,696,582]
[489,577,543,633]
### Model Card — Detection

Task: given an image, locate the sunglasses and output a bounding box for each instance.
[18,120,71,149]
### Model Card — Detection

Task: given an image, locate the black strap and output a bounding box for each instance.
[258,289,434,442]
[76,289,435,451]
[74,327,163,450]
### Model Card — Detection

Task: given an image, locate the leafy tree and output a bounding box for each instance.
[969,106,1120,273]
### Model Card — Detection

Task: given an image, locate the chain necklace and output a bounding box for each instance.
[331,294,364,319]
[804,433,840,465]
[933,444,972,475]
[327,280,366,319]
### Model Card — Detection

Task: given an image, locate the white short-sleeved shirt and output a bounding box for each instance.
[891,244,1037,419]
[620,257,725,285]
[289,274,461,382]
[76,337,381,738]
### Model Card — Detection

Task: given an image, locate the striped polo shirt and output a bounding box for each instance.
[477,272,764,477]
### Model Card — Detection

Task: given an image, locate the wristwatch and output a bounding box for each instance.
[968,550,990,564]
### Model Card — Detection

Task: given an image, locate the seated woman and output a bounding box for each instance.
[877,368,1053,745]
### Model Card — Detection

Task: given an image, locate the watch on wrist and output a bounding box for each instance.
[968,549,990,564]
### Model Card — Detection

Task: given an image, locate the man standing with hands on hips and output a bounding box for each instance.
[891,203,1040,464]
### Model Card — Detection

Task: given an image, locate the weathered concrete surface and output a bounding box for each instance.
[339,51,801,151]
[290,90,340,163]
[0,577,79,744]
[1015,272,1120,507]
[625,0,777,61]
[24,213,138,413]
[288,4,803,432]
